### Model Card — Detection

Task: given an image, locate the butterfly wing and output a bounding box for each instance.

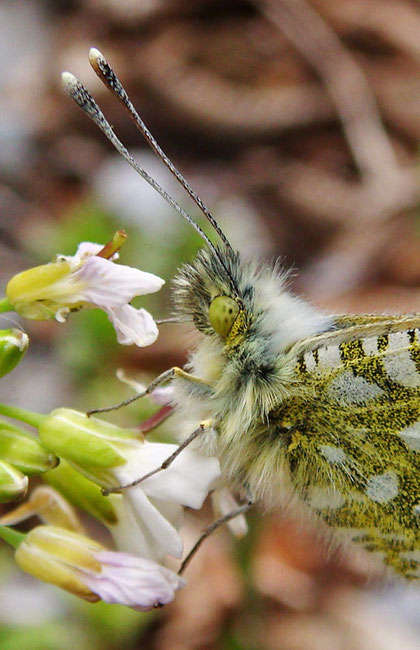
[280,318,420,578]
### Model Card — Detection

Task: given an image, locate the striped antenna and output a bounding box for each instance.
[61,72,217,252]
[88,47,233,252]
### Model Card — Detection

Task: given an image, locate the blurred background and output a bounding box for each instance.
[0,1,419,648]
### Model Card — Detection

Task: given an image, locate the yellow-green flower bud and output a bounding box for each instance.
[0,329,29,378]
[15,526,103,602]
[15,522,185,607]
[0,460,28,502]
[0,423,58,476]
[38,408,141,487]
[6,262,80,320]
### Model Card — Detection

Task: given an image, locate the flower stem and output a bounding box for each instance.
[0,524,25,549]
[0,298,13,314]
[0,404,44,428]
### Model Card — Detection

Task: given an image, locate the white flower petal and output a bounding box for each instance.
[74,256,164,308]
[121,441,221,509]
[74,241,118,262]
[74,242,105,261]
[110,493,185,562]
[141,447,221,510]
[104,305,159,347]
[147,386,175,406]
[116,371,175,405]
[110,501,161,561]
[120,484,184,558]
[211,488,249,538]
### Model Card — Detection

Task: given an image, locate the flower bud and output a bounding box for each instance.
[0,329,29,378]
[6,262,76,320]
[0,460,28,502]
[38,408,141,487]
[0,423,58,475]
[15,525,104,602]
[15,525,185,608]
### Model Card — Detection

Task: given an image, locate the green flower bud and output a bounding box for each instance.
[0,423,58,476]
[44,461,118,526]
[0,460,28,502]
[0,329,29,378]
[38,408,141,487]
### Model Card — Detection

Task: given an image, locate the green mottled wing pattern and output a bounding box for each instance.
[277,320,420,579]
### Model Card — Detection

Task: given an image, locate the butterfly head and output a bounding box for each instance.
[172,246,252,346]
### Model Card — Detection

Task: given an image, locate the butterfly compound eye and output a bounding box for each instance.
[209,296,240,338]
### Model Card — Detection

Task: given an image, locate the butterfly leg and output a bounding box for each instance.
[102,419,213,495]
[178,498,254,575]
[88,366,209,416]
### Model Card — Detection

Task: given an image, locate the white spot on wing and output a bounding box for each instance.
[365,471,399,504]
[362,336,379,356]
[319,445,347,464]
[388,332,409,351]
[306,487,345,510]
[304,351,317,372]
[327,371,384,404]
[317,345,341,369]
[399,422,420,452]
[382,347,419,388]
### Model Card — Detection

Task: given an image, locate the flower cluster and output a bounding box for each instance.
[0,236,225,611]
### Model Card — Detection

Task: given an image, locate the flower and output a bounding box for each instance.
[15,525,185,609]
[6,235,164,347]
[38,408,221,561]
[110,442,220,561]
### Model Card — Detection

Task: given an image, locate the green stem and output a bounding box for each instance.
[0,524,25,549]
[0,404,44,428]
[0,298,13,314]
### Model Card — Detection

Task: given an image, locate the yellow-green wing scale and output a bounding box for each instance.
[277,317,420,579]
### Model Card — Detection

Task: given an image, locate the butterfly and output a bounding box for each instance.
[63,48,420,580]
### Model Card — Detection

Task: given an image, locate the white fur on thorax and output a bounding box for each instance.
[241,261,332,352]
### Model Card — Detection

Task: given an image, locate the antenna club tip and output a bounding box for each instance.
[89,47,105,69]
[61,72,78,93]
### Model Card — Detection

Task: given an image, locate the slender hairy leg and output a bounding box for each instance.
[88,367,209,416]
[102,419,213,495]
[178,500,254,575]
